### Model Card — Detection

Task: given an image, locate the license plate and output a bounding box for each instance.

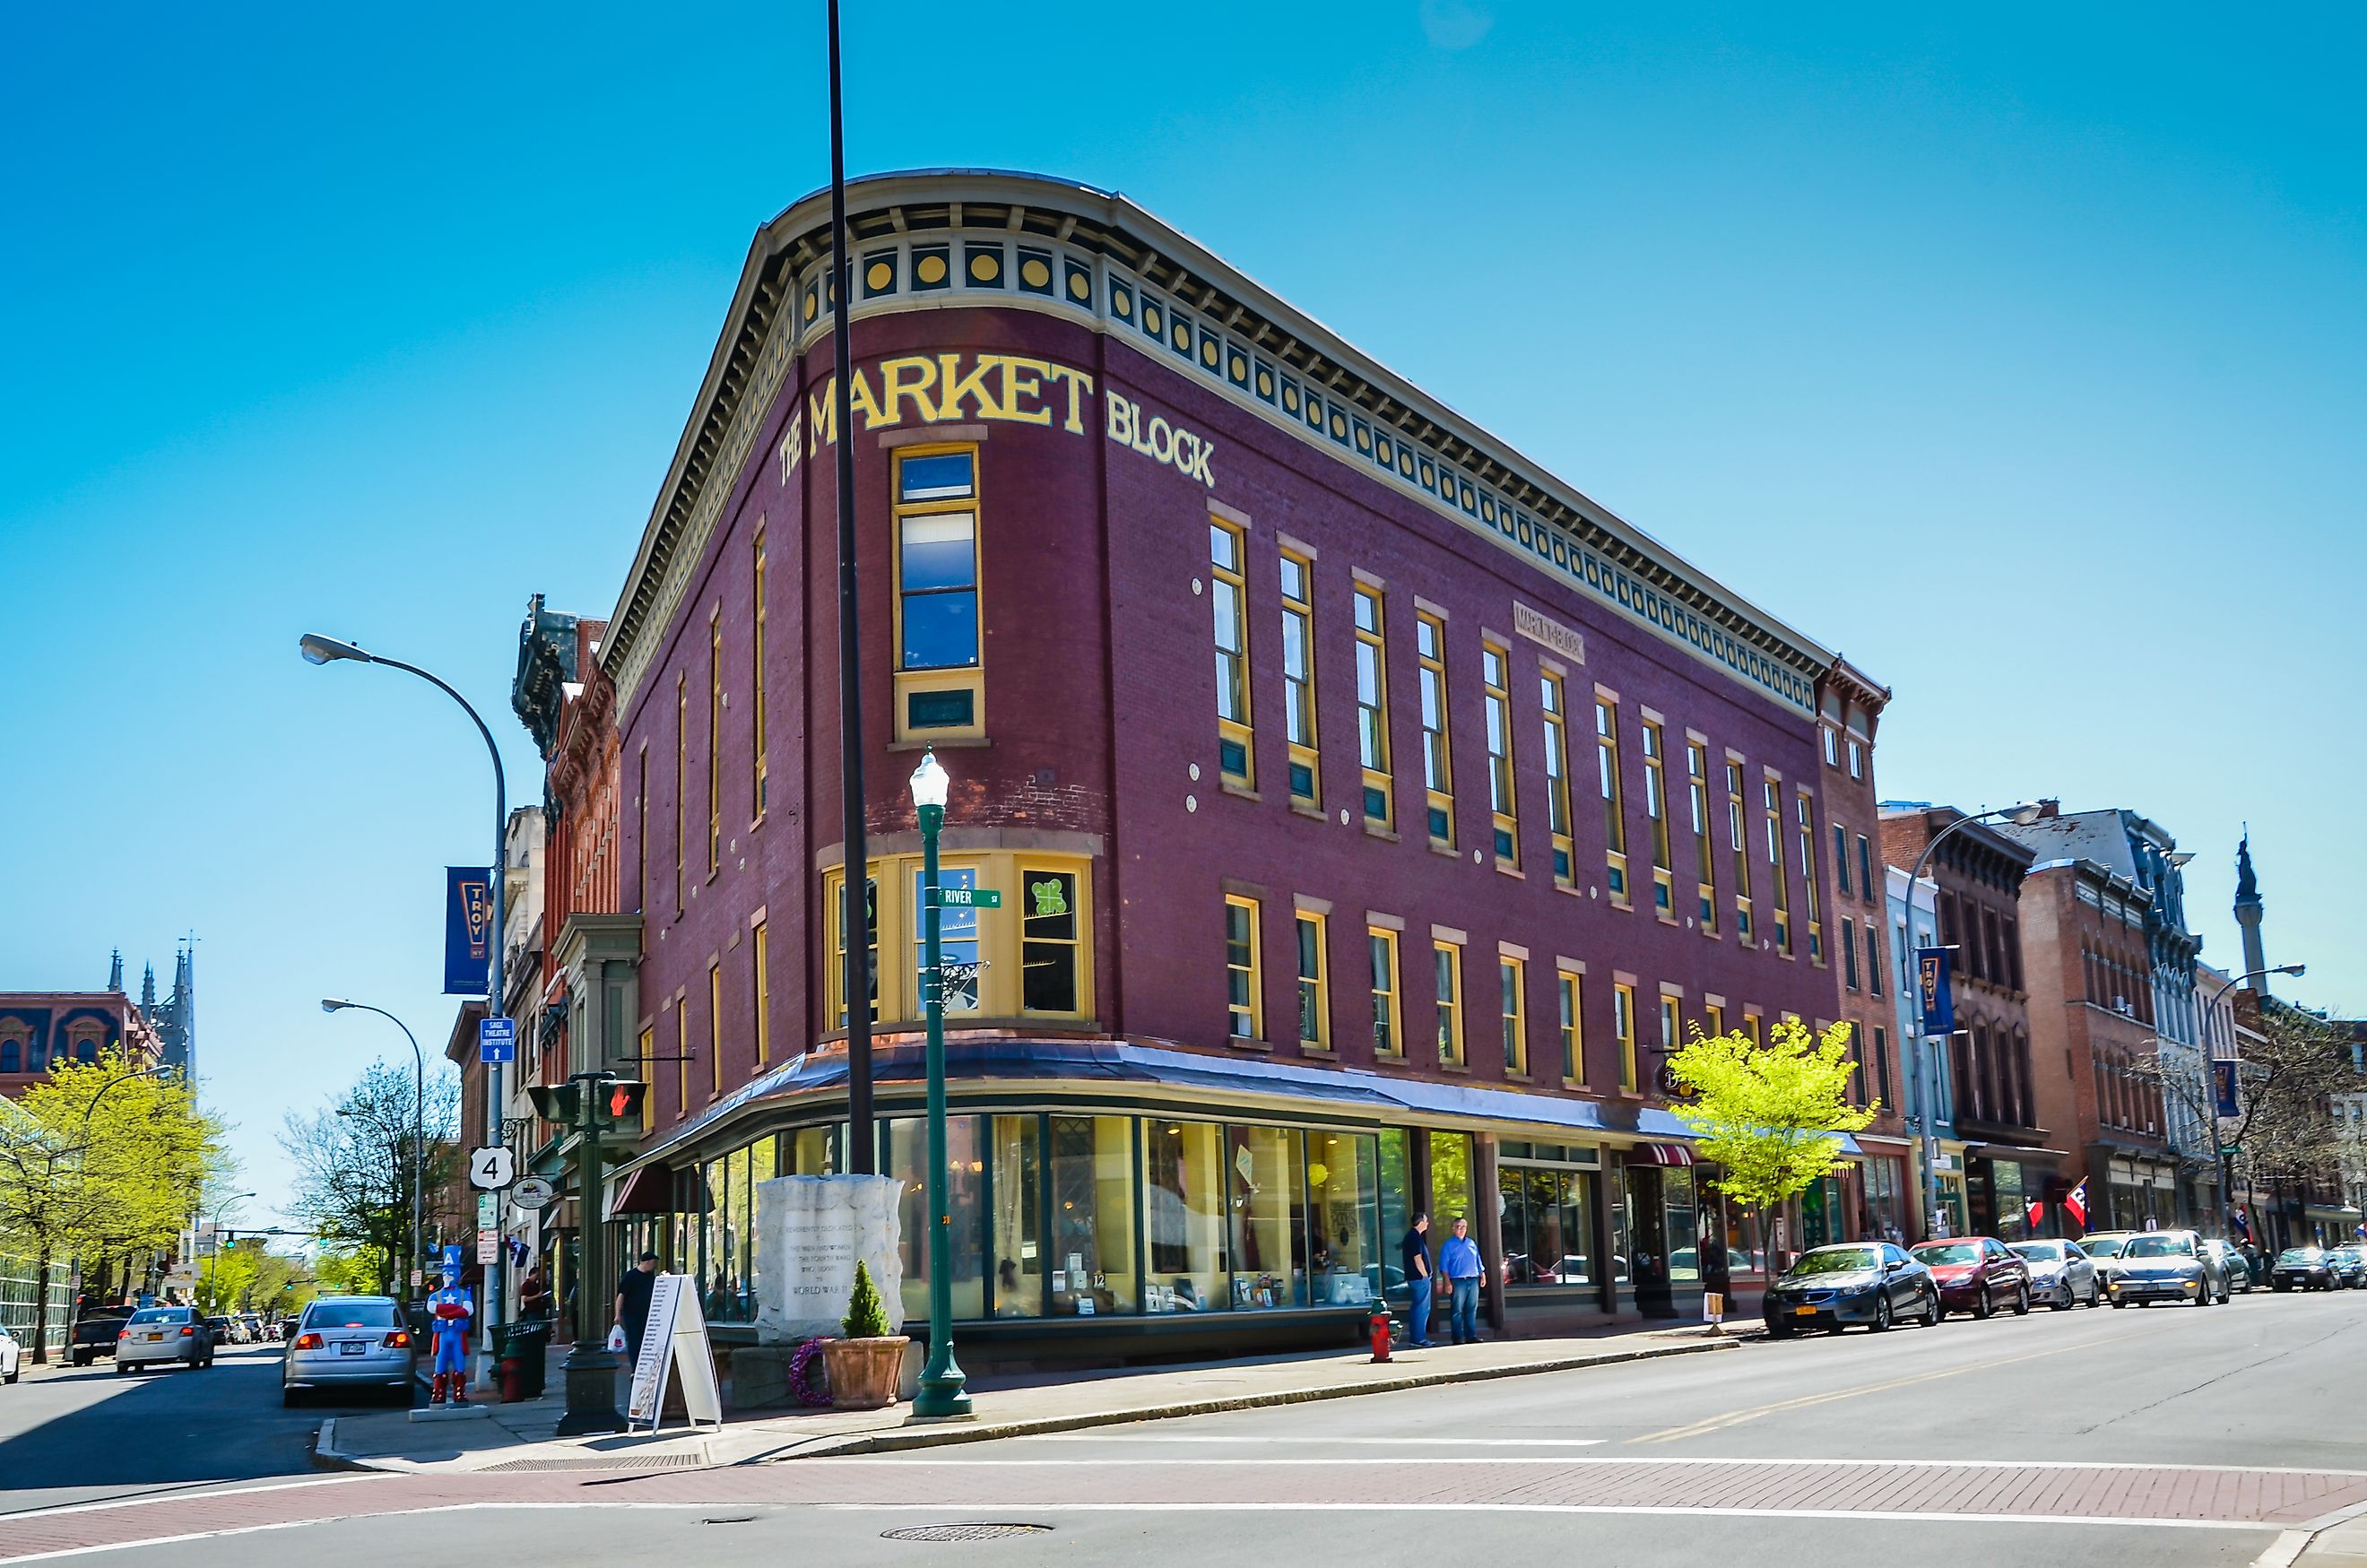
[1794,1304,1817,1316]
[146,1332,163,1342]
[339,1340,367,1356]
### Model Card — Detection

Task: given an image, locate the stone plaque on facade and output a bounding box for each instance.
[752,1174,904,1343]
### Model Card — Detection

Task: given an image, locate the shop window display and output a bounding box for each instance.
[1143,1121,1228,1312]
[887,1116,985,1323]
[1049,1116,1137,1315]
[990,1114,1043,1317]
[1497,1163,1598,1286]
[1225,1123,1306,1308]
[1306,1133,1380,1305]
[1430,1131,1474,1234]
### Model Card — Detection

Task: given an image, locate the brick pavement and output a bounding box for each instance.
[9,1456,2367,1559]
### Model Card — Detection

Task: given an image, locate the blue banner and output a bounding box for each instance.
[1916,947,1955,1036]
[2212,1058,2241,1118]
[444,866,494,994]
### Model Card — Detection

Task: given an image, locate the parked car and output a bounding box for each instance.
[2201,1239,2254,1293]
[2324,1247,2367,1288]
[0,1322,20,1385]
[2269,1247,2341,1292]
[204,1315,238,1347]
[236,1312,265,1343]
[282,1295,415,1407]
[2106,1230,2227,1306]
[67,1307,133,1366]
[2010,1239,2101,1309]
[1762,1243,1939,1336]
[115,1305,214,1373]
[1909,1237,2032,1319]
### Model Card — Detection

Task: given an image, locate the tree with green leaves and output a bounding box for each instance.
[1666,1018,1877,1264]
[280,1061,459,1295]
[195,1238,260,1316]
[0,1051,222,1363]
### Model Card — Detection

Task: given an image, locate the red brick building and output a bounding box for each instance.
[2001,816,2173,1231]
[593,170,1876,1353]
[1,954,168,1101]
[1880,806,2047,1238]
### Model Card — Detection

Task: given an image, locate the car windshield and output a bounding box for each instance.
[127,1308,186,1324]
[304,1299,401,1328]
[1913,1242,1982,1265]
[2081,1235,2129,1258]
[2278,1249,2323,1263]
[2012,1243,2064,1261]
[1789,1247,1883,1275]
[2126,1235,2195,1259]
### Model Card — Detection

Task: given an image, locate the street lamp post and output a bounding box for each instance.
[2203,964,2305,1243]
[322,999,427,1304]
[299,632,509,1373]
[1903,803,2045,1240]
[908,751,971,1419]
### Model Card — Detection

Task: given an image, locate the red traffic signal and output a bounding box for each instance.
[598,1079,647,1125]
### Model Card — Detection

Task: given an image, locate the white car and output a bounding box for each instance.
[0,1322,22,1384]
[2011,1239,2102,1309]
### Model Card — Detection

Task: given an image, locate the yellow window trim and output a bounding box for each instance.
[892,441,987,743]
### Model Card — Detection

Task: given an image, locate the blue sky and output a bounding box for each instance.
[4,4,2360,1231]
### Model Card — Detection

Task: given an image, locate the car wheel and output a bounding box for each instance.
[1870,1294,1894,1332]
[2051,1283,2072,1311]
[2012,1284,2031,1316]
[72,1351,90,1367]
[2192,1282,2210,1306]
[2111,1295,2127,1307]
[1765,1321,1790,1340]
[115,1360,132,1374]
[1973,1285,1995,1320]
[1920,1287,1941,1326]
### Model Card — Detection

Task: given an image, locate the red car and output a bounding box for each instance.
[1909,1237,2033,1319]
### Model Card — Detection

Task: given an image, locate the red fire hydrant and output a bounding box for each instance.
[499,1354,524,1403]
[1369,1310,1393,1363]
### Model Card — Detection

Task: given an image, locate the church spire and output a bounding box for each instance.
[108,949,124,993]
[141,964,157,1013]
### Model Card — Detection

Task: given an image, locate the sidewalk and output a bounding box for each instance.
[318,1321,1745,1475]
[2296,1512,2367,1564]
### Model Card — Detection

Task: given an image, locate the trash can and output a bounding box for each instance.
[497,1321,551,1399]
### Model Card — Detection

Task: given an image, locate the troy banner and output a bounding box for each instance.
[1915,947,1955,1036]
[444,865,495,995]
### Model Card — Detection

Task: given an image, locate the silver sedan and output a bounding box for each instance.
[2011,1239,2102,1309]
[114,1306,214,1372]
[281,1295,415,1407]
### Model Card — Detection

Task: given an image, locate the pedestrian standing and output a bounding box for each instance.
[1439,1216,1485,1344]
[612,1252,661,1360]
[1399,1213,1435,1347]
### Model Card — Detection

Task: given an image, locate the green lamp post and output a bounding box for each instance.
[909,749,972,1418]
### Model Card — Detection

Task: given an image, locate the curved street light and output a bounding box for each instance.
[299,631,510,1365]
[323,998,428,1300]
[2199,964,2307,1243]
[1901,802,2047,1238]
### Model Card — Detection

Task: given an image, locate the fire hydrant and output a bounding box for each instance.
[499,1354,524,1403]
[1369,1310,1393,1363]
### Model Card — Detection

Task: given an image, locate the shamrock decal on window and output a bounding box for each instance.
[1030,879,1069,918]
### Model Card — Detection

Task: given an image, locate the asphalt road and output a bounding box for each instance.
[7,1288,2363,1565]
[0,1340,394,1515]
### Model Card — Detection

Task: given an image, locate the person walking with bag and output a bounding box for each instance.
[1399,1214,1435,1347]
[1438,1216,1486,1345]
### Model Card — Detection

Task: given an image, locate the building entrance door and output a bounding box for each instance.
[1623,1165,1673,1317]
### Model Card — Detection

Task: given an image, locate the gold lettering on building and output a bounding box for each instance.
[778,353,1099,481]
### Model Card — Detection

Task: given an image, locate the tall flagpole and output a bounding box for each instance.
[828,0,874,1174]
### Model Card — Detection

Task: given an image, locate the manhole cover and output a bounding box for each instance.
[881,1523,1053,1542]
[479,1453,707,1472]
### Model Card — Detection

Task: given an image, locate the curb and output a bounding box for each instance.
[310,1417,368,1472]
[747,1335,1739,1462]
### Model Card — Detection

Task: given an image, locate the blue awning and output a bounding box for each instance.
[617,1036,1857,1170]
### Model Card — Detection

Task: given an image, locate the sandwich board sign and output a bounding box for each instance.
[626,1272,722,1434]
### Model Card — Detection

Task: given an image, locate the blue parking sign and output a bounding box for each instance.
[479,1016,516,1064]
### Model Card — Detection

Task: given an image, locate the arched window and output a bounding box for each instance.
[0,1038,18,1073]
[75,1038,98,1063]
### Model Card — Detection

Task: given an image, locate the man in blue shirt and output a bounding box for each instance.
[1438,1216,1485,1344]
[1399,1214,1434,1347]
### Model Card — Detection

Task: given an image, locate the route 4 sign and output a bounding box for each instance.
[468,1145,518,1191]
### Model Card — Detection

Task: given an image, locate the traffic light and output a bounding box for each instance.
[597,1079,647,1127]
[525,1082,581,1125]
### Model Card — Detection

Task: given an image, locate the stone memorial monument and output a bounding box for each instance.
[752,1174,905,1343]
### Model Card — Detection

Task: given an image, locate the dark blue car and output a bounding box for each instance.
[1764,1243,1941,1336]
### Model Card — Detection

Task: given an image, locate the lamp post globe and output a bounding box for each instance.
[910,749,971,1418]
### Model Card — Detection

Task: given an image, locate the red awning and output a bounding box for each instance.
[607,1165,673,1217]
[1626,1142,1697,1166]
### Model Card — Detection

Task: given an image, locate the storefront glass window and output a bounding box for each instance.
[1307,1132,1379,1305]
[700,1157,727,1312]
[1663,1167,1699,1283]
[1860,1157,1906,1244]
[1143,1120,1227,1312]
[914,863,981,1012]
[886,1116,985,1325]
[1991,1160,2026,1243]
[1430,1131,1474,1234]
[989,1114,1042,1318]
[1049,1116,1136,1315]
[791,1123,842,1175]
[1498,1164,1595,1286]
[746,1138,776,1313]
[1720,1188,1764,1275]
[1225,1123,1306,1308]
[1378,1130,1413,1300]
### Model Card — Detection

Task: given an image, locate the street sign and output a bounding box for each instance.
[468,1145,518,1191]
[478,1016,517,1064]
[509,1175,556,1211]
[476,1192,499,1227]
[932,886,1001,908]
[475,1228,499,1264]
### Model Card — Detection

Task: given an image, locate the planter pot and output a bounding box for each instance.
[820,1336,908,1410]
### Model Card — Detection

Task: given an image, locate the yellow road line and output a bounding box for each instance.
[1631,1330,2150,1444]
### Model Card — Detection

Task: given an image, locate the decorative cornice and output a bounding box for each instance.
[605,169,1851,716]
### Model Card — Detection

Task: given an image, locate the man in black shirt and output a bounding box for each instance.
[1399,1214,1435,1347]
[613,1252,661,1359]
